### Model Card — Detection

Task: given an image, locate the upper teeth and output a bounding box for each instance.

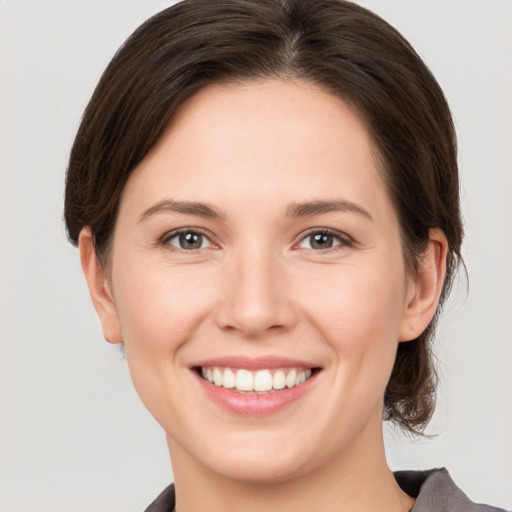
[201,367,313,393]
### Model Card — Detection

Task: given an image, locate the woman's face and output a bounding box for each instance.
[98,80,421,482]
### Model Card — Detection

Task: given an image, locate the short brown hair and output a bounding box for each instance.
[64,0,463,434]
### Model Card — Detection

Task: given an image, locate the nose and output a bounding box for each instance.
[215,244,298,338]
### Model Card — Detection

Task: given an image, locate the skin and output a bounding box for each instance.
[80,80,447,512]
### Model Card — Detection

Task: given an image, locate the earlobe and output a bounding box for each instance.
[399,228,448,342]
[79,228,123,344]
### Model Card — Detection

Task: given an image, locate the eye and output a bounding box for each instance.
[297,230,352,251]
[164,229,214,251]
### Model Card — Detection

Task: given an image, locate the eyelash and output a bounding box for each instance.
[295,228,354,253]
[161,228,215,253]
[160,228,354,253]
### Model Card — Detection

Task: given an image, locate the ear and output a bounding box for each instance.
[79,227,123,344]
[399,228,448,342]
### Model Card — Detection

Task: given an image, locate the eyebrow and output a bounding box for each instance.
[138,198,372,223]
[286,199,373,221]
[138,199,224,223]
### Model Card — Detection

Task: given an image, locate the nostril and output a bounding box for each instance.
[214,272,299,337]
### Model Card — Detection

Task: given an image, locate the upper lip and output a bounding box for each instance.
[192,356,318,370]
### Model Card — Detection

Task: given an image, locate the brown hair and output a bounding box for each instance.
[64,0,463,434]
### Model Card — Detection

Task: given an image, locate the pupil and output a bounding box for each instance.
[311,233,333,249]
[180,232,202,249]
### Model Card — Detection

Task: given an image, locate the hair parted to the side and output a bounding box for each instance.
[64,0,463,434]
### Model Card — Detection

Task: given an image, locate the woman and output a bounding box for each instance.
[64,1,506,510]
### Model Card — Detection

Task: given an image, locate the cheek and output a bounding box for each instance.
[113,259,216,353]
[299,260,406,377]
[111,259,218,419]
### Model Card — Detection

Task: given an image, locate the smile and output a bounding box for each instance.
[192,358,321,415]
[199,367,313,394]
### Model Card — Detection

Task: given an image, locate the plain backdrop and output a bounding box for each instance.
[1,1,511,511]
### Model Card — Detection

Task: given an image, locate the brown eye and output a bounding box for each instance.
[165,230,212,250]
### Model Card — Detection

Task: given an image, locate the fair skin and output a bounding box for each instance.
[80,80,447,512]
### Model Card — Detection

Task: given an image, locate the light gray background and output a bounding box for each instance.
[1,1,511,511]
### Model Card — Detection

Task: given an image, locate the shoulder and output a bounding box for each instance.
[394,468,509,512]
[143,483,175,512]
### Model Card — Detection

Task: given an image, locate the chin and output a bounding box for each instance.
[190,429,321,484]
[211,451,311,485]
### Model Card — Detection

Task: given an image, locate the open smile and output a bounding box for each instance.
[198,366,314,393]
[192,358,321,415]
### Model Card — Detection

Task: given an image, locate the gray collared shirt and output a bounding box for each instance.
[144,467,508,512]
[395,468,508,512]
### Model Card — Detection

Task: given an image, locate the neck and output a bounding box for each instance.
[167,416,414,512]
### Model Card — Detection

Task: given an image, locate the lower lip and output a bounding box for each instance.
[194,370,318,416]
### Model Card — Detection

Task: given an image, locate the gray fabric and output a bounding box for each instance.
[144,468,508,512]
[395,468,508,512]
[144,483,175,512]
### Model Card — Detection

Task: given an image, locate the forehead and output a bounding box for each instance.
[120,79,394,224]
